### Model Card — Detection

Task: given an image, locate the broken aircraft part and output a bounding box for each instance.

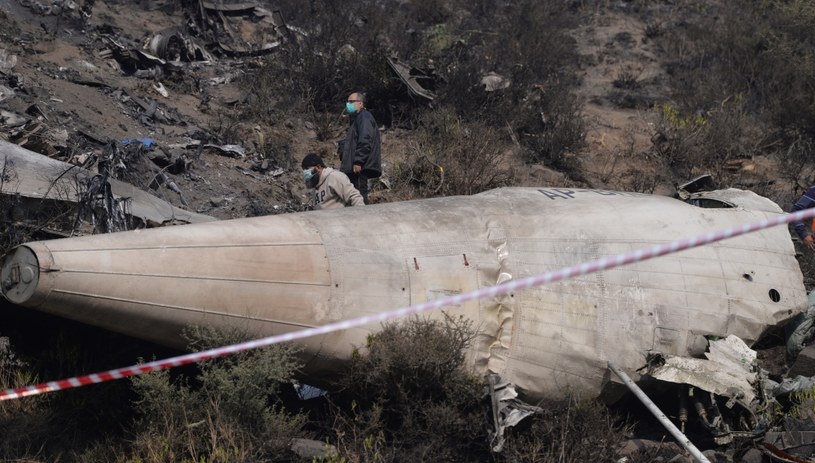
[649,335,758,405]
[610,361,711,463]
[0,187,807,402]
[148,29,213,63]
[0,139,214,228]
[645,335,764,445]
[487,374,543,452]
[387,56,436,101]
[191,2,292,57]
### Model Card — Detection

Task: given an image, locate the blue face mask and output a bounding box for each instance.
[345,102,358,114]
[303,168,319,188]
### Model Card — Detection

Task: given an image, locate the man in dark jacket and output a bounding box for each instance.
[338,91,381,204]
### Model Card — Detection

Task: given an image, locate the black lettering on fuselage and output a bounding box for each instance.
[537,188,641,200]
[538,188,575,199]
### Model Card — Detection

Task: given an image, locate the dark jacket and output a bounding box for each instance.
[338,109,381,178]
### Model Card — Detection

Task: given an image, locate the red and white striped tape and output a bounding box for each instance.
[2,207,815,401]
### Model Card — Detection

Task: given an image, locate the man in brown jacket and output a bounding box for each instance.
[302,153,364,210]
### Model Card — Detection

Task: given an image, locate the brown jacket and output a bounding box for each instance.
[312,167,364,210]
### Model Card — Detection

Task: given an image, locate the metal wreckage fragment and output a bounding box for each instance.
[0,139,214,236]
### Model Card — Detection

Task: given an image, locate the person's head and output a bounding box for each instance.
[301,153,325,188]
[345,92,365,114]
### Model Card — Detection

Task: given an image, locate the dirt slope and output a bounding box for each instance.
[1,1,297,220]
[0,1,685,221]
[571,8,670,191]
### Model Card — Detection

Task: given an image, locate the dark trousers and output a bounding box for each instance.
[348,171,369,204]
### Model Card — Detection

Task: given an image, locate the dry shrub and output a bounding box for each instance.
[736,1,815,140]
[245,0,393,124]
[776,136,815,191]
[516,79,586,180]
[118,326,305,463]
[655,0,815,163]
[619,166,665,194]
[486,2,586,177]
[323,314,487,462]
[234,0,588,181]
[303,294,669,463]
[0,313,144,463]
[499,396,634,463]
[386,107,515,200]
[207,108,243,144]
[426,1,584,131]
[0,337,53,462]
[648,99,768,181]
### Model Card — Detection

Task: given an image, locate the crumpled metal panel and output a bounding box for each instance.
[0,139,215,226]
[649,335,758,403]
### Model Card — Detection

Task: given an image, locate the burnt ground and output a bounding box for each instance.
[0,0,314,219]
[0,1,803,213]
[0,1,762,215]
[0,0,811,461]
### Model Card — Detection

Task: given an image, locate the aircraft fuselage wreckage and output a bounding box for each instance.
[0,187,807,407]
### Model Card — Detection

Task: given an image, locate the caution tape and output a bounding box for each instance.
[2,207,815,401]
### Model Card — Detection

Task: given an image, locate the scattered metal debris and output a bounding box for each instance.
[387,56,436,101]
[205,143,246,158]
[75,173,132,233]
[0,139,214,230]
[611,361,711,463]
[481,72,510,92]
[0,49,18,70]
[676,173,716,197]
[148,29,213,62]
[289,438,338,460]
[633,334,815,461]
[487,374,542,453]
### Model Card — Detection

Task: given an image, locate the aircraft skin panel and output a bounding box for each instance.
[0,187,807,400]
[37,245,329,286]
[22,280,329,347]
